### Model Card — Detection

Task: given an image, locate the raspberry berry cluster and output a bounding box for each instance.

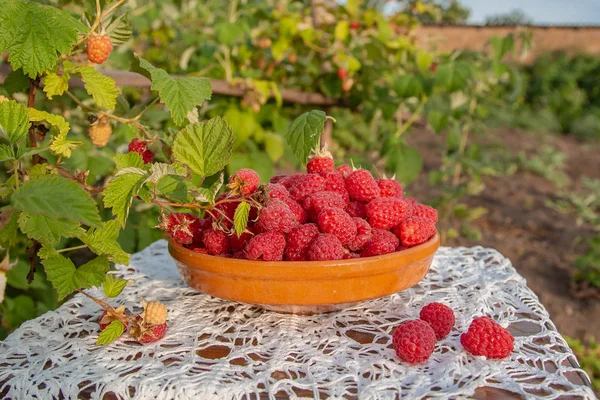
[97,299,169,344]
[392,302,514,364]
[160,151,438,261]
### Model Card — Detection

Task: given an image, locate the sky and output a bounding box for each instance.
[460,0,600,25]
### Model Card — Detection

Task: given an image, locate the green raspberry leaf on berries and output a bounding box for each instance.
[82,220,130,265]
[17,212,83,245]
[72,66,118,110]
[103,170,147,227]
[11,175,102,228]
[114,152,144,170]
[42,71,70,99]
[102,274,128,298]
[286,110,327,165]
[0,100,30,144]
[97,320,125,346]
[173,117,234,177]
[0,0,86,78]
[233,201,251,237]
[133,56,212,125]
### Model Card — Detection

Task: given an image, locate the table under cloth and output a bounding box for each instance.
[0,240,595,399]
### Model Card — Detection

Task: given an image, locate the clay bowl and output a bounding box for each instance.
[169,232,440,314]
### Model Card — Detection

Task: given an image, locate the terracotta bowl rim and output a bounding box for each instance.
[169,231,440,276]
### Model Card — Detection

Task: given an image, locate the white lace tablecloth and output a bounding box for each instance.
[0,240,595,399]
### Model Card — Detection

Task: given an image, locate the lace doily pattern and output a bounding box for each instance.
[0,240,595,399]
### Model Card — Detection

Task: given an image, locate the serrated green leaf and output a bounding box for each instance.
[0,144,15,162]
[18,212,83,245]
[195,172,224,203]
[114,152,144,170]
[75,256,109,289]
[12,175,102,228]
[394,74,423,98]
[106,12,132,46]
[3,69,29,95]
[103,173,146,226]
[286,110,326,165]
[134,56,212,125]
[17,145,48,160]
[96,320,125,345]
[427,111,448,134]
[28,108,70,137]
[0,209,19,247]
[73,66,118,110]
[173,116,233,176]
[0,100,30,144]
[42,71,70,99]
[233,201,250,237]
[157,175,190,203]
[82,220,129,265]
[0,1,86,78]
[145,163,186,185]
[103,274,128,298]
[41,252,77,299]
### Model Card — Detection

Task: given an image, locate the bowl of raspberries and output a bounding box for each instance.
[166,150,439,314]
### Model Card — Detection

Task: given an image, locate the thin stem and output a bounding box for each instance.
[69,0,126,51]
[132,97,160,121]
[57,244,88,254]
[396,97,426,139]
[54,167,103,193]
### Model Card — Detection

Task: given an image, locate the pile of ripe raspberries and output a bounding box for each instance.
[154,148,438,261]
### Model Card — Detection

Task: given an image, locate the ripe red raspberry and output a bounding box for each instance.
[346,169,380,203]
[284,198,307,224]
[346,201,367,219]
[303,191,346,221]
[392,319,437,364]
[393,217,436,247]
[461,317,514,359]
[257,199,299,233]
[202,229,230,255]
[136,322,167,344]
[337,68,348,80]
[191,247,209,254]
[228,168,260,196]
[245,231,286,261]
[317,208,357,246]
[307,150,334,174]
[86,33,113,64]
[285,223,320,261]
[411,203,438,223]
[308,233,345,261]
[396,245,408,252]
[320,170,350,203]
[336,164,352,177]
[289,174,326,202]
[229,231,253,253]
[350,21,360,30]
[279,173,305,189]
[265,183,289,200]
[366,197,413,230]
[429,63,437,72]
[159,213,201,245]
[232,251,247,259]
[347,217,372,251]
[128,138,154,164]
[269,174,287,184]
[361,229,399,257]
[376,178,403,198]
[343,252,360,259]
[419,303,455,340]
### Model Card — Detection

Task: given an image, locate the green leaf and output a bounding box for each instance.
[285,110,326,165]
[103,274,128,298]
[0,209,19,247]
[75,256,110,289]
[28,108,80,157]
[96,320,125,345]
[82,220,129,265]
[387,144,423,185]
[195,172,223,204]
[435,61,473,92]
[394,75,423,98]
[376,16,393,43]
[416,50,433,72]
[114,152,144,170]
[334,21,349,41]
[3,69,29,95]
[134,56,212,125]
[233,201,250,237]
[144,163,186,185]
[103,172,146,226]
[106,12,132,46]
[42,71,70,99]
[18,212,83,245]
[264,133,285,162]
[172,116,234,176]
[427,111,448,134]
[12,175,102,228]
[0,100,30,144]
[41,251,78,299]
[0,144,15,162]
[73,66,118,110]
[0,1,86,78]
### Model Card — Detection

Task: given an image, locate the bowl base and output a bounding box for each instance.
[253,301,361,315]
